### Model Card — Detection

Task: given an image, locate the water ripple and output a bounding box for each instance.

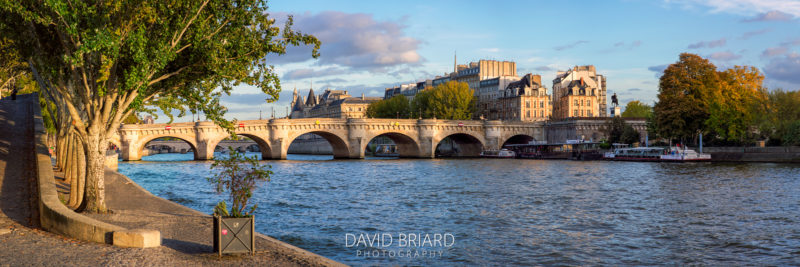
[119,153,800,266]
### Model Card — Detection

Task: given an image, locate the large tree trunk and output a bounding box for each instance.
[68,133,85,209]
[63,134,74,184]
[81,131,107,213]
[56,133,66,171]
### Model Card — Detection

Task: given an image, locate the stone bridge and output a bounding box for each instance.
[114,118,545,161]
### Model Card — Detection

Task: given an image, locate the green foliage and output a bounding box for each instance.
[652,53,770,145]
[605,117,626,144]
[598,141,611,149]
[366,94,410,118]
[756,89,800,145]
[705,66,765,143]
[605,117,640,144]
[1,0,320,131]
[653,53,718,141]
[621,124,641,145]
[621,100,652,118]
[410,81,475,120]
[122,113,141,124]
[207,149,272,218]
[783,121,800,146]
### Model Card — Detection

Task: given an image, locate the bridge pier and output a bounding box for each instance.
[194,140,215,160]
[347,137,365,159]
[120,126,141,161]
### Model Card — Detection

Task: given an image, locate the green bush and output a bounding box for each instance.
[207,148,272,217]
[783,121,800,146]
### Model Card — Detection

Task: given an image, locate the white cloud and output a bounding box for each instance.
[554,40,589,51]
[707,51,742,61]
[282,67,349,80]
[268,11,423,72]
[666,0,800,18]
[687,38,726,49]
[742,10,795,21]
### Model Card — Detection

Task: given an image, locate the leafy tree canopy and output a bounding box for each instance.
[411,81,475,120]
[621,100,652,118]
[366,94,410,119]
[653,53,719,141]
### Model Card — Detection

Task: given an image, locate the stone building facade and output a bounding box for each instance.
[492,74,551,122]
[551,65,607,120]
[477,76,520,116]
[452,60,517,91]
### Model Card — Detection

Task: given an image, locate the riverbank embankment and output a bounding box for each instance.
[704,147,800,163]
[84,168,346,266]
[2,94,345,266]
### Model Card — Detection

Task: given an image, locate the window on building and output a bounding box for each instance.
[358,107,362,111]
[573,110,578,117]
[588,100,592,106]
[588,110,593,117]
[526,101,530,108]
[574,100,579,106]
[526,110,530,118]
[540,101,544,108]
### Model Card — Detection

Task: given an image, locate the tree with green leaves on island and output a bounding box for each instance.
[368,81,476,120]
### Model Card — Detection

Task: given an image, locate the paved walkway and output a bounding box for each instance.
[0,95,342,266]
[0,95,125,266]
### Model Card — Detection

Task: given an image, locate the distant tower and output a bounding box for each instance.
[453,51,458,74]
[291,85,298,108]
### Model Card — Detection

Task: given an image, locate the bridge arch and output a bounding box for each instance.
[501,134,537,147]
[288,130,351,159]
[136,135,199,160]
[208,133,273,160]
[435,132,484,157]
[363,131,421,158]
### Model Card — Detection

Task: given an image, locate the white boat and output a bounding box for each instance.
[660,147,711,162]
[603,146,711,162]
[603,147,664,161]
[481,149,516,158]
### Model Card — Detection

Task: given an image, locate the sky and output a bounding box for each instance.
[165,0,800,122]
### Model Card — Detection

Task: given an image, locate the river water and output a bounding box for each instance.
[118,153,800,266]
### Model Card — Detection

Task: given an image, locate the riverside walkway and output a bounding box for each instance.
[0,94,343,266]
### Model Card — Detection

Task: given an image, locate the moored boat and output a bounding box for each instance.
[603,147,664,161]
[603,146,712,162]
[660,147,711,162]
[480,149,516,158]
[373,144,399,157]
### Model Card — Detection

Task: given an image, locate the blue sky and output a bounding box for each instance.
[167,0,800,122]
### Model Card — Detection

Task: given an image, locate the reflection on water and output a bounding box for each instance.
[119,153,800,266]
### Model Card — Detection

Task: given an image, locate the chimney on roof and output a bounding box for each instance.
[580,77,584,86]
[362,93,365,99]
